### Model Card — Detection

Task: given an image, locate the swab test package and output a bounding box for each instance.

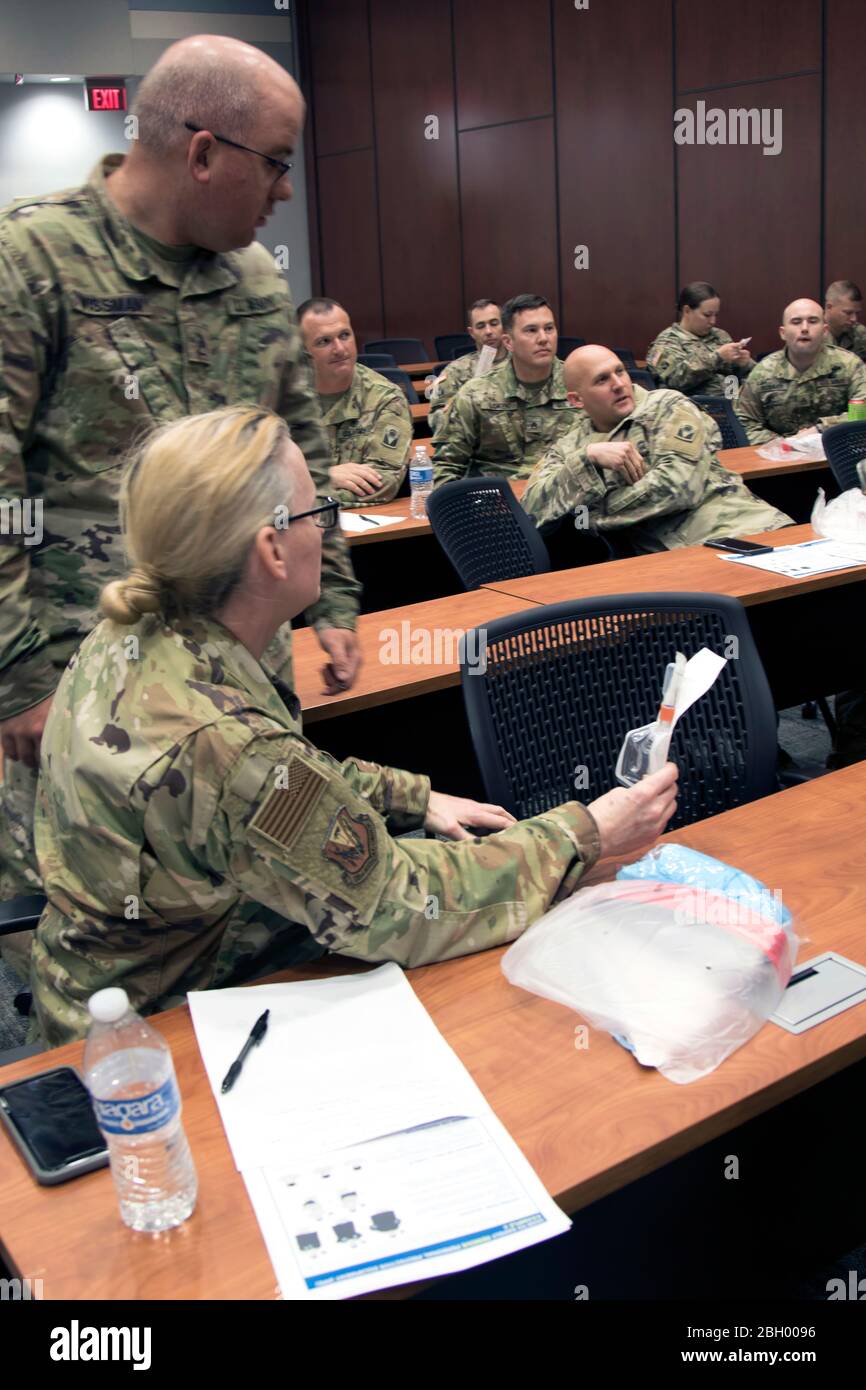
[502,846,798,1084]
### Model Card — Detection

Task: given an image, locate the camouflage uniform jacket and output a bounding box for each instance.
[0,153,360,721]
[829,321,866,364]
[522,386,792,549]
[319,362,411,505]
[31,613,602,1045]
[734,345,866,445]
[428,348,506,433]
[646,322,754,396]
[432,357,574,485]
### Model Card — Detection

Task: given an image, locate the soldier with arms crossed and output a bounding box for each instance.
[30,406,678,1046]
[523,347,792,548]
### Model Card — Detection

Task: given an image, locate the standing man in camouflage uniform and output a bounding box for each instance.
[523,347,792,547]
[735,299,866,444]
[428,299,508,433]
[31,407,678,1044]
[646,281,755,397]
[432,294,574,486]
[298,298,411,505]
[0,35,361,941]
[824,280,866,363]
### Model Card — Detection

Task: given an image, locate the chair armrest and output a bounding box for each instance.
[0,894,47,937]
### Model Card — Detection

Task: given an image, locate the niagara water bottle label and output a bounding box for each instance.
[93,1075,179,1135]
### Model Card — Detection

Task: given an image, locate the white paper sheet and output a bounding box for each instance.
[718,538,866,578]
[188,966,570,1298]
[671,648,727,730]
[339,511,408,533]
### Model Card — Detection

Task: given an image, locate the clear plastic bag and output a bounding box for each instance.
[811,486,866,545]
[502,846,799,1085]
[757,431,825,463]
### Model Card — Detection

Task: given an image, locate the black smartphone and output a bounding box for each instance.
[704,537,774,555]
[0,1066,109,1186]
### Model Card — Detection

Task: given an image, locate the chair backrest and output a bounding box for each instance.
[426,478,550,590]
[612,348,637,369]
[691,394,749,450]
[363,338,428,364]
[451,344,477,359]
[460,593,777,828]
[357,352,397,368]
[375,367,420,404]
[557,336,587,359]
[628,368,656,390]
[820,420,866,492]
[435,333,473,360]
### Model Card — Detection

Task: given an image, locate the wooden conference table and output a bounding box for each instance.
[296,522,866,725]
[1,764,864,1299]
[339,445,829,553]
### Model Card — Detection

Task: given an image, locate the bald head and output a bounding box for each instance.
[779,299,827,363]
[132,34,302,158]
[564,345,635,430]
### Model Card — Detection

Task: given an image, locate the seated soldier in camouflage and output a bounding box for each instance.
[432,294,574,486]
[824,279,866,364]
[299,297,411,505]
[735,299,866,445]
[523,346,792,549]
[647,281,755,397]
[30,405,678,1046]
[428,298,508,433]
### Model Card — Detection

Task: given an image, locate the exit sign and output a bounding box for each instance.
[85,79,127,112]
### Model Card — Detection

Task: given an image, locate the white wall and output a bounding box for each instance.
[0,84,133,208]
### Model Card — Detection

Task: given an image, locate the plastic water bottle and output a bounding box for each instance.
[84,987,198,1232]
[409,445,434,518]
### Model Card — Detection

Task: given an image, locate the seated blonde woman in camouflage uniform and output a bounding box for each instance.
[30,406,678,1045]
[647,282,755,397]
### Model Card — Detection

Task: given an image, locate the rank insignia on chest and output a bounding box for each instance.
[323,806,378,883]
[382,425,399,448]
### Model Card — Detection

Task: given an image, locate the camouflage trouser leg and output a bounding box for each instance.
[0,758,41,980]
[828,691,866,770]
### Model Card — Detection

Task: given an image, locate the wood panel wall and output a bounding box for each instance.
[299,0,857,360]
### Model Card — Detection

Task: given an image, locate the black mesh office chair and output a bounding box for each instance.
[451,344,477,359]
[557,336,587,359]
[460,593,778,829]
[821,421,866,493]
[692,395,749,450]
[612,348,637,369]
[375,367,420,404]
[426,478,550,590]
[357,352,397,369]
[363,338,427,364]
[0,894,45,1020]
[435,334,473,360]
[628,368,656,391]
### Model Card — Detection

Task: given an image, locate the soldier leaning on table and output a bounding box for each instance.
[0,36,363,970]
[298,297,412,506]
[522,346,792,547]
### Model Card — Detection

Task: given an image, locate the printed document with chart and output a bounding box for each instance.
[189,965,569,1299]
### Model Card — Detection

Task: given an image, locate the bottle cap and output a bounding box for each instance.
[88,987,130,1023]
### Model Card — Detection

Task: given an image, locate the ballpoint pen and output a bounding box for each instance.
[358,514,381,525]
[221,1009,270,1093]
